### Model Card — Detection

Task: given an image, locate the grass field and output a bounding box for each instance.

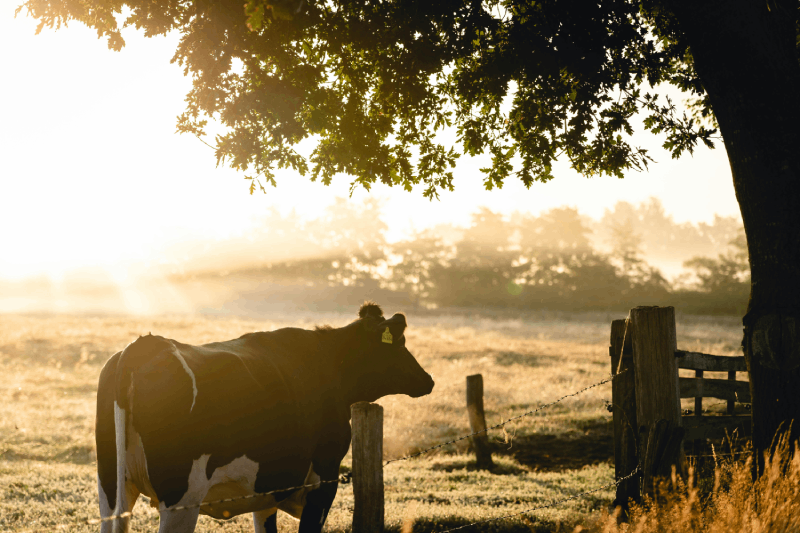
[0,310,745,532]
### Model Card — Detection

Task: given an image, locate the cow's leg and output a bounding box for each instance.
[156,506,201,533]
[297,481,338,533]
[98,474,114,533]
[253,508,278,533]
[99,479,139,533]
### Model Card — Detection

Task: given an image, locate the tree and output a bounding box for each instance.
[445,208,519,307]
[606,217,670,298]
[517,207,624,309]
[683,231,750,295]
[519,207,593,254]
[21,0,800,472]
[596,198,741,265]
[383,231,451,308]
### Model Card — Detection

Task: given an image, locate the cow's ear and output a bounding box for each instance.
[359,301,384,319]
[377,313,407,344]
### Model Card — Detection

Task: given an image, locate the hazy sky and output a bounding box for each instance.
[1,5,741,281]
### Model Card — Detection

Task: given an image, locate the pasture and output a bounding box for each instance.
[0,310,744,532]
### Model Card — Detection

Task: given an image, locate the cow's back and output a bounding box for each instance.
[117,329,336,507]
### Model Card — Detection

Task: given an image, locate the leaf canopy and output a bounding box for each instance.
[20,0,719,196]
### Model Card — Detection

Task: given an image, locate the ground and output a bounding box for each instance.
[0,310,744,532]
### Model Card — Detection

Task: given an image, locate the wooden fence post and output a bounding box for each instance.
[351,402,384,533]
[629,306,685,498]
[466,374,494,470]
[610,319,639,509]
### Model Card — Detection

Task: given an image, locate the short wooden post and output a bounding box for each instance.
[629,306,685,497]
[351,402,384,533]
[610,319,640,509]
[727,371,736,415]
[695,369,704,416]
[466,374,494,470]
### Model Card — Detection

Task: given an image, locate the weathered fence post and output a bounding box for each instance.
[351,402,384,533]
[610,319,639,510]
[466,374,494,470]
[629,306,685,498]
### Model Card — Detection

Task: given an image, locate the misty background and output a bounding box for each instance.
[2,197,747,317]
[2,4,745,319]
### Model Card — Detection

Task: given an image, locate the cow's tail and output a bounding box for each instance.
[108,334,175,532]
[96,351,122,533]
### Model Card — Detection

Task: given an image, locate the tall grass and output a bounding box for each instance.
[596,438,800,533]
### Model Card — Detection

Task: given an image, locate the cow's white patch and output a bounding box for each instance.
[170,348,198,412]
[159,454,214,512]
[208,454,260,488]
[253,508,278,533]
[125,442,322,523]
[113,401,127,516]
[97,473,112,517]
[156,453,267,519]
[151,454,320,521]
[111,401,141,532]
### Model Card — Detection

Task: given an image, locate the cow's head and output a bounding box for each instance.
[339,302,434,404]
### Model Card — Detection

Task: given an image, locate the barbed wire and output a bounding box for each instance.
[87,473,353,525]
[384,370,627,467]
[70,371,624,528]
[437,465,641,533]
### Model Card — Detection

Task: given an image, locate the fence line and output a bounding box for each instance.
[384,370,627,467]
[87,474,353,525]
[72,370,628,529]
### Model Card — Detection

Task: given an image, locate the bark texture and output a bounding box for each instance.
[674,0,800,476]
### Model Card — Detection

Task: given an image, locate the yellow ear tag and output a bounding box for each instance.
[381,327,393,344]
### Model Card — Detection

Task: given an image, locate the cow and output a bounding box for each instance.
[95,302,434,533]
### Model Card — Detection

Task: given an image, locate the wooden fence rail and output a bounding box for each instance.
[679,377,750,404]
[675,349,748,417]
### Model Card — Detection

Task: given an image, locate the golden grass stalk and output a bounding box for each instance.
[597,437,800,533]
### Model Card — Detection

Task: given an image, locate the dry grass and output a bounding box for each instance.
[593,438,800,533]
[0,310,745,532]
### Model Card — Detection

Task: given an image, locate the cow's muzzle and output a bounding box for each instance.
[410,373,435,398]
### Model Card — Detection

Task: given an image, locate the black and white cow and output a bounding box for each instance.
[95,303,434,533]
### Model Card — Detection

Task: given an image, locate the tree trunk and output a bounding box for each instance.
[674,0,800,477]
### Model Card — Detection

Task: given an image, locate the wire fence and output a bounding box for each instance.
[25,370,631,531]
[383,370,625,467]
[86,473,355,525]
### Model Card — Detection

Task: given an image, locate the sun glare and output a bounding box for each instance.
[1,3,742,314]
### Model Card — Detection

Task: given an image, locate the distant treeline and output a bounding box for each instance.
[177,198,750,316]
